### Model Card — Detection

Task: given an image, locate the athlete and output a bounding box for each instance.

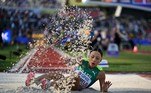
[25,48,112,92]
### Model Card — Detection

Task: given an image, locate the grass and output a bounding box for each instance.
[103,51,151,72]
[138,45,151,51]
[0,44,28,72]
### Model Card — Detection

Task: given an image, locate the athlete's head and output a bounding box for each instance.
[88,48,103,68]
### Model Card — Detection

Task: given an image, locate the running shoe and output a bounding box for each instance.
[25,72,35,86]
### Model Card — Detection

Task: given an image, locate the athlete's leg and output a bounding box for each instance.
[34,72,64,86]
[25,72,35,86]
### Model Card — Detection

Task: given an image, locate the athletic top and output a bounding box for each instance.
[75,60,103,88]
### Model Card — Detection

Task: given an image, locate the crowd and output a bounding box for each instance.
[0,0,65,47]
[0,8,52,46]
[0,0,61,9]
[90,14,151,51]
[0,6,92,49]
[0,5,150,51]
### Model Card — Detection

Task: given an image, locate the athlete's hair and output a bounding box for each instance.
[90,47,103,57]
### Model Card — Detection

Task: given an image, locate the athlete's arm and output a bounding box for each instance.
[97,71,112,92]
[97,71,105,92]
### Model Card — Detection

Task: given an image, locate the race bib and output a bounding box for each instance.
[78,71,91,88]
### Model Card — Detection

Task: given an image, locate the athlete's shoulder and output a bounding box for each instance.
[96,65,103,71]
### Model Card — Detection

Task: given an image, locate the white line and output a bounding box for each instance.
[31,67,72,70]
[18,48,37,73]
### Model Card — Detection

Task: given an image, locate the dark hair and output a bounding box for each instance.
[90,47,103,57]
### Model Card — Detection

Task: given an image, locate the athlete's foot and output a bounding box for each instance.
[40,78,48,90]
[25,72,35,86]
[40,78,53,90]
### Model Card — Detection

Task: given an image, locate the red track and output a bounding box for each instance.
[22,47,69,73]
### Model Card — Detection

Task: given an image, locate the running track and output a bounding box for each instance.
[22,47,69,73]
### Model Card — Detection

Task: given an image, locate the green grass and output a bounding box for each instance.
[138,45,151,51]
[103,51,151,72]
[0,44,28,72]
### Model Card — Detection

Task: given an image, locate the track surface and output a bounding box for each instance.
[22,47,69,73]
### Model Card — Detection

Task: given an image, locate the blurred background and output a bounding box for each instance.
[0,0,151,73]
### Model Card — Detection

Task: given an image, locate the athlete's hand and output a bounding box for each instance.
[102,81,112,92]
